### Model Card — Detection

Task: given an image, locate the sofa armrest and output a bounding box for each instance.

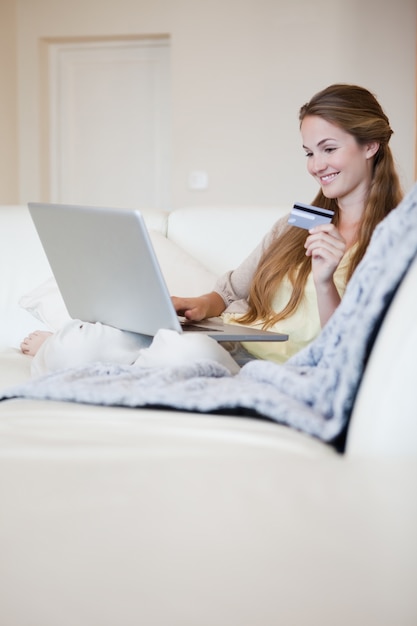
[346,255,417,457]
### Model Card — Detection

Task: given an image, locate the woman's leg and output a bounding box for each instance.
[30,319,152,377]
[134,329,241,375]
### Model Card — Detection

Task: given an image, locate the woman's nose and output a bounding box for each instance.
[310,154,327,174]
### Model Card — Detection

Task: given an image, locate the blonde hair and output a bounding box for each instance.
[239,83,403,329]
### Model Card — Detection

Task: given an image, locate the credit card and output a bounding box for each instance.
[288,202,334,230]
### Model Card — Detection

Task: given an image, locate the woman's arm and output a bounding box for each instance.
[172,291,226,321]
[172,216,290,321]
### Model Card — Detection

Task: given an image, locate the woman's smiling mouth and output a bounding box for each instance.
[320,172,340,184]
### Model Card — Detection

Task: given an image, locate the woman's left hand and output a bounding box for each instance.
[304,223,347,286]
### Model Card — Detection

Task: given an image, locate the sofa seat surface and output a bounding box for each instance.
[0,397,416,626]
[1,353,416,625]
[0,348,338,461]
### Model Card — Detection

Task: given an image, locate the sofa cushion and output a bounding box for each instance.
[149,229,217,295]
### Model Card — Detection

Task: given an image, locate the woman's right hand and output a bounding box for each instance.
[171,292,225,321]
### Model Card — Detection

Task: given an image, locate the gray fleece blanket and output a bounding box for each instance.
[3,183,417,444]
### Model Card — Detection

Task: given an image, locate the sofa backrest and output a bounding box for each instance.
[167,206,289,275]
[0,206,52,348]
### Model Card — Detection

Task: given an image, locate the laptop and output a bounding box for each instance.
[27,202,288,343]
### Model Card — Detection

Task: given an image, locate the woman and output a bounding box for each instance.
[173,83,403,363]
[21,83,403,372]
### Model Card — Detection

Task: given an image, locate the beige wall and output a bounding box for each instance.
[5,0,417,207]
[0,0,18,203]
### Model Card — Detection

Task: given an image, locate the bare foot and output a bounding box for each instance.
[20,330,53,356]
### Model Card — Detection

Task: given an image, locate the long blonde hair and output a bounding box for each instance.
[239,83,403,329]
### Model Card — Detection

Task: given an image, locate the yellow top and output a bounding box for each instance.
[222,246,355,364]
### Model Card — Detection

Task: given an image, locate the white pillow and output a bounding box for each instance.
[149,230,216,296]
[19,275,71,331]
[19,230,218,331]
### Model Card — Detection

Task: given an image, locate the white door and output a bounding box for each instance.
[49,38,170,209]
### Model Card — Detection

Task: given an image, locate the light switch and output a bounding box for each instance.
[188,170,208,190]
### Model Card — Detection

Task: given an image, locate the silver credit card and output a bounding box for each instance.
[288,202,334,230]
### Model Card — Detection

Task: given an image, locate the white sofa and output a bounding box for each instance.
[0,204,416,626]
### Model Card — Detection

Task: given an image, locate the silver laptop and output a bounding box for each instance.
[28,202,288,343]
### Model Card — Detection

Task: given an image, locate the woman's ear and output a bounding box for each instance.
[366,141,380,159]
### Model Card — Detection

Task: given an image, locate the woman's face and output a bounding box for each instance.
[300,115,378,207]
